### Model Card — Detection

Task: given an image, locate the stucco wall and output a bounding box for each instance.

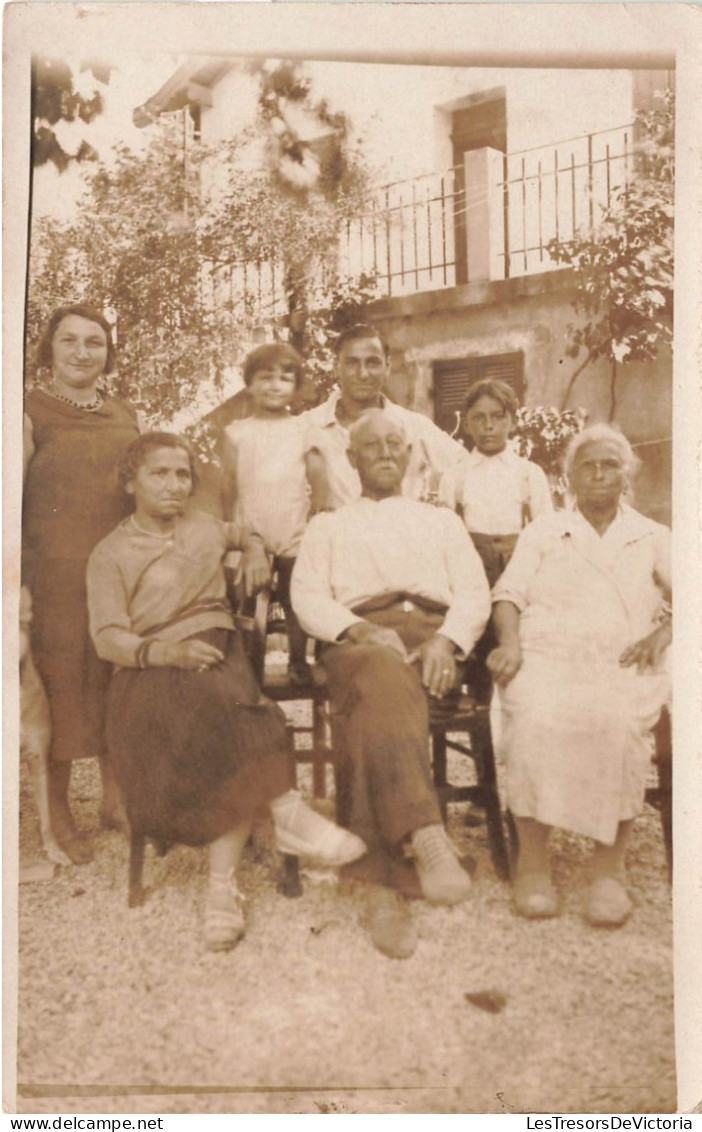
[364,271,672,523]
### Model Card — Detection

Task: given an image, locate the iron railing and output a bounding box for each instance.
[338,167,462,297]
[340,122,635,293]
[498,123,633,277]
[200,122,636,318]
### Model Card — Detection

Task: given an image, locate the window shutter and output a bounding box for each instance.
[432,352,525,436]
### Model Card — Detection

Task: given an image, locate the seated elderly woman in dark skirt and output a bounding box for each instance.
[86,432,365,951]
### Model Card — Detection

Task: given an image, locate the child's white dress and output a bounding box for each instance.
[224,416,310,557]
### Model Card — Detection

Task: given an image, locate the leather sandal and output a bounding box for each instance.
[204,870,246,952]
[512,872,559,919]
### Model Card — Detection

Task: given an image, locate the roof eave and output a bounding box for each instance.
[132,58,235,128]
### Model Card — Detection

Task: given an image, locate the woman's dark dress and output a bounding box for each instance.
[23,388,140,762]
[86,510,292,847]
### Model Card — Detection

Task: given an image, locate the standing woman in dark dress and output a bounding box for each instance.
[23,304,140,864]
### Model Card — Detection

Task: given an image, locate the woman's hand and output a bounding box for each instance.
[619,623,671,673]
[487,642,522,686]
[162,640,224,671]
[240,537,271,598]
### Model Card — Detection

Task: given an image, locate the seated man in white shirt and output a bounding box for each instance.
[303,323,467,510]
[291,410,491,959]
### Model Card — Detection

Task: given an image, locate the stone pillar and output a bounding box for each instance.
[463,147,505,282]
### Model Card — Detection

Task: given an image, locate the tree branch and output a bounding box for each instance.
[560,351,593,411]
[609,359,618,422]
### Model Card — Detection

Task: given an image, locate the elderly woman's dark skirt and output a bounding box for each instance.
[106,629,292,846]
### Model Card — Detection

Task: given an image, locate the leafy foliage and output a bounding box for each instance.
[27,61,374,425]
[298,274,381,401]
[512,406,587,502]
[28,118,225,421]
[512,405,587,478]
[547,90,674,416]
[32,56,112,171]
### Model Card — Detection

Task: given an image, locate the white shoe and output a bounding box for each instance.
[411,824,473,905]
[272,791,366,867]
[204,869,246,952]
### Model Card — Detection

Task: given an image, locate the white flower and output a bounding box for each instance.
[612,341,631,363]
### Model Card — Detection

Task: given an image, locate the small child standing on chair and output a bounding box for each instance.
[223,343,324,685]
[440,379,553,698]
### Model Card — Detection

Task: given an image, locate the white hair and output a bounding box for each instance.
[563,423,640,482]
[348,409,407,451]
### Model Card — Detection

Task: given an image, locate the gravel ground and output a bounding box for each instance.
[13,700,675,1117]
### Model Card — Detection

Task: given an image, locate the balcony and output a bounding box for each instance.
[339,122,634,296]
[200,122,635,324]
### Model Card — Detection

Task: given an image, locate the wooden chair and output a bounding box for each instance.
[242,585,514,885]
[125,589,304,908]
[429,687,513,881]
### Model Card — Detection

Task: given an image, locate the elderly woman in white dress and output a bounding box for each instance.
[488,424,671,927]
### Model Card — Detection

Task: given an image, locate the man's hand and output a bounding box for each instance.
[619,622,671,674]
[162,640,225,671]
[240,537,271,598]
[407,633,457,698]
[340,621,407,658]
[487,642,522,686]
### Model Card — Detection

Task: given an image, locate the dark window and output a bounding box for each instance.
[432,352,525,438]
[451,93,507,285]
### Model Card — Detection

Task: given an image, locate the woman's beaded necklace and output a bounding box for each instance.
[46,382,104,412]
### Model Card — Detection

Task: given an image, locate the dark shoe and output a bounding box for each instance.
[53,827,94,866]
[51,803,94,866]
[411,824,473,905]
[288,661,313,686]
[365,886,417,959]
[512,871,560,920]
[99,801,130,836]
[584,877,632,929]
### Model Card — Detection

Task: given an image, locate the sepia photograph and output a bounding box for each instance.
[3,2,701,1119]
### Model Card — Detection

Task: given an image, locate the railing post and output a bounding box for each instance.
[463,147,505,282]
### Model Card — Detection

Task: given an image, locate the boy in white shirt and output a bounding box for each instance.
[440,379,553,587]
[440,379,553,698]
[223,344,327,684]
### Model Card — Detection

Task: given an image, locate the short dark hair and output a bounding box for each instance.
[242,342,304,388]
[333,323,390,361]
[462,378,519,419]
[117,432,199,499]
[36,304,117,374]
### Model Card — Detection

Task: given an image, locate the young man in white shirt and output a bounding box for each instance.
[303,324,467,510]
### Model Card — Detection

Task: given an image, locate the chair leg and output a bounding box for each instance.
[506,809,519,874]
[284,723,298,792]
[652,706,673,882]
[431,732,449,822]
[311,691,328,800]
[278,853,303,898]
[471,713,512,882]
[128,830,146,908]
